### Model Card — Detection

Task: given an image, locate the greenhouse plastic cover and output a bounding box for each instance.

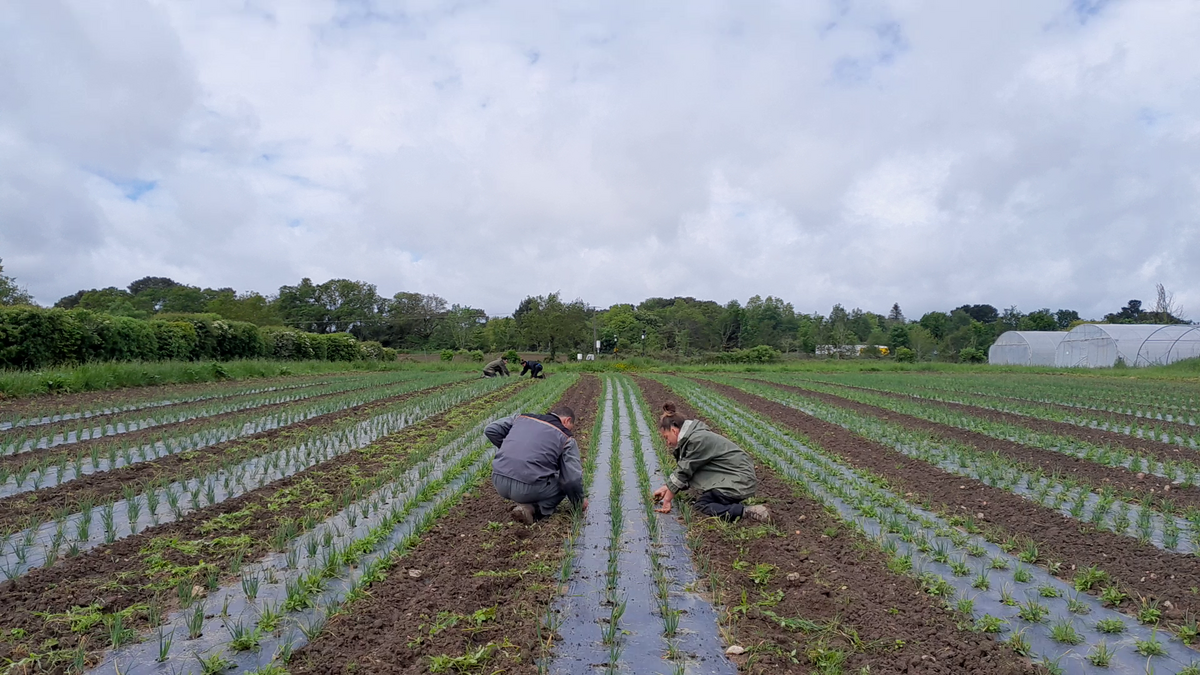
[1055,323,1200,368]
[987,331,1065,366]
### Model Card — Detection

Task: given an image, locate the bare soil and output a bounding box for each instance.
[700,379,1200,627]
[635,376,1040,675]
[290,375,602,675]
[757,379,1200,512]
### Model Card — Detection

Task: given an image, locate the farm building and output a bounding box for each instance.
[1054,323,1200,368]
[987,331,1066,366]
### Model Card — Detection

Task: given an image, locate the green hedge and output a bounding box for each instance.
[0,306,394,370]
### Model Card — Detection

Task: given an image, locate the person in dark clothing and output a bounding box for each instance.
[519,359,544,379]
[653,402,770,523]
[486,405,587,524]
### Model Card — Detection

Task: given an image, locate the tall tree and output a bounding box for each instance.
[1054,309,1080,329]
[0,259,33,306]
[887,303,906,325]
[443,304,487,350]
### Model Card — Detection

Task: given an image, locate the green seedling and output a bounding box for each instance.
[1086,641,1114,667]
[1016,599,1049,623]
[975,614,1006,634]
[1048,618,1083,645]
[1095,618,1125,634]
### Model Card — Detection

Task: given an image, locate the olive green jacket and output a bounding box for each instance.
[666,420,757,499]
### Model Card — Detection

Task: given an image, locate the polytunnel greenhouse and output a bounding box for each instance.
[987,331,1066,366]
[1053,323,1200,368]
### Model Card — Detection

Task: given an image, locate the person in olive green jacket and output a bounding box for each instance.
[652,402,770,522]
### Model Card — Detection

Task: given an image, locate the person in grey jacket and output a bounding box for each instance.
[652,402,770,522]
[487,405,587,524]
[482,357,510,377]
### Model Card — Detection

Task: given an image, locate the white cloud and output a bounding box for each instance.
[1,0,1198,319]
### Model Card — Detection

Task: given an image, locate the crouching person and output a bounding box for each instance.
[487,405,588,524]
[652,402,770,522]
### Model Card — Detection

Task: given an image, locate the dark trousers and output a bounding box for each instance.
[492,473,564,519]
[694,489,745,521]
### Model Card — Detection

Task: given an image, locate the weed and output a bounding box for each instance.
[1095,618,1126,634]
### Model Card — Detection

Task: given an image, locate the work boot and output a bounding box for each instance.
[744,504,772,523]
[511,504,535,525]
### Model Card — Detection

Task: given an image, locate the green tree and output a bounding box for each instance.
[205,291,282,326]
[1054,309,1080,329]
[1019,309,1057,331]
[442,304,487,350]
[0,259,34,306]
[514,292,590,359]
[919,311,950,340]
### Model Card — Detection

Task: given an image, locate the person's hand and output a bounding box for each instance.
[582,498,589,512]
[653,485,673,513]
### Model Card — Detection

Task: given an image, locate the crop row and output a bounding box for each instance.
[0,372,470,500]
[797,373,1199,446]
[822,372,1199,423]
[0,371,429,454]
[714,377,1200,554]
[89,376,576,675]
[549,378,732,674]
[0,377,539,673]
[660,376,1200,674]
[764,376,1200,485]
[0,376,504,580]
[0,372,364,431]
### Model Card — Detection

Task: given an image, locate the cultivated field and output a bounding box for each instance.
[1,368,1199,674]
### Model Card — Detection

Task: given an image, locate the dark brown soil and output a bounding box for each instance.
[290,375,602,675]
[0,381,529,673]
[816,378,1200,464]
[755,379,1200,512]
[0,379,469,531]
[700,379,1200,627]
[0,373,443,474]
[634,376,1039,675]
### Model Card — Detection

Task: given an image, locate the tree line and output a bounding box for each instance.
[0,261,1188,363]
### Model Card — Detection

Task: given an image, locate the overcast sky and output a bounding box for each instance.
[2,0,1197,319]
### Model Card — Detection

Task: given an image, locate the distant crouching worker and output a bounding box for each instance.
[487,405,587,524]
[482,357,510,378]
[653,402,770,522]
[519,359,544,379]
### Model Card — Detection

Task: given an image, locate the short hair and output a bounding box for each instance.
[549,405,575,422]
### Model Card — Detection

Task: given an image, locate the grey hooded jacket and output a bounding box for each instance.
[666,420,757,499]
[487,413,584,505]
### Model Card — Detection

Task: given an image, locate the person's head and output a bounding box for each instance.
[520,359,528,366]
[658,402,686,447]
[550,405,575,431]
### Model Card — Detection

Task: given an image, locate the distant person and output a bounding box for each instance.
[652,402,770,523]
[519,358,544,379]
[482,357,510,378]
[486,405,587,524]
